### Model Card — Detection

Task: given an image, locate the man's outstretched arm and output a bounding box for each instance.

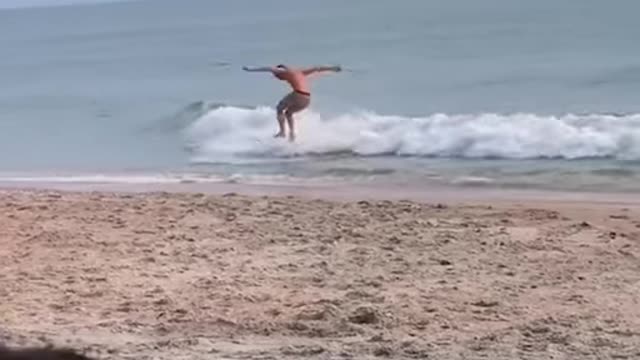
[302,65,342,75]
[243,66,278,72]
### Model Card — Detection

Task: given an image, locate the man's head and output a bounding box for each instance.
[273,64,288,80]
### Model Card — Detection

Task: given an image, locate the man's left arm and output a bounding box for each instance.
[302,65,342,75]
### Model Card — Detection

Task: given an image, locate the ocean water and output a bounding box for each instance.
[2,0,640,192]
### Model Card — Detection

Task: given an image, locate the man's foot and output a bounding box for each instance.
[274,132,285,138]
[288,133,296,142]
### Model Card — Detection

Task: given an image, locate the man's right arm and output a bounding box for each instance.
[243,66,276,72]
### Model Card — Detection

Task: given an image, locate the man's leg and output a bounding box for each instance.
[275,93,292,138]
[275,111,286,138]
[285,111,296,142]
[284,94,310,142]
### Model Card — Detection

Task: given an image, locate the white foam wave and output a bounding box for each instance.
[0,174,226,184]
[184,106,640,161]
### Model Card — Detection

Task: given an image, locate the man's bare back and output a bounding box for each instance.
[243,64,341,142]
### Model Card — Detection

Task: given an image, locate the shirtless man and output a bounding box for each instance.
[243,64,341,141]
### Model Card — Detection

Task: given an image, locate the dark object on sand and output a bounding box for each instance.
[0,345,95,360]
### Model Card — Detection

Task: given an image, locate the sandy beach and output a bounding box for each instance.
[1,184,640,360]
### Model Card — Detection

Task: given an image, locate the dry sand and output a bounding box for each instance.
[1,186,640,359]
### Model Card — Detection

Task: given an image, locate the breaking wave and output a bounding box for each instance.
[183,105,640,162]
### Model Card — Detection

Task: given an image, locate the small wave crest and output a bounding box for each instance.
[183,105,640,162]
[144,101,259,134]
